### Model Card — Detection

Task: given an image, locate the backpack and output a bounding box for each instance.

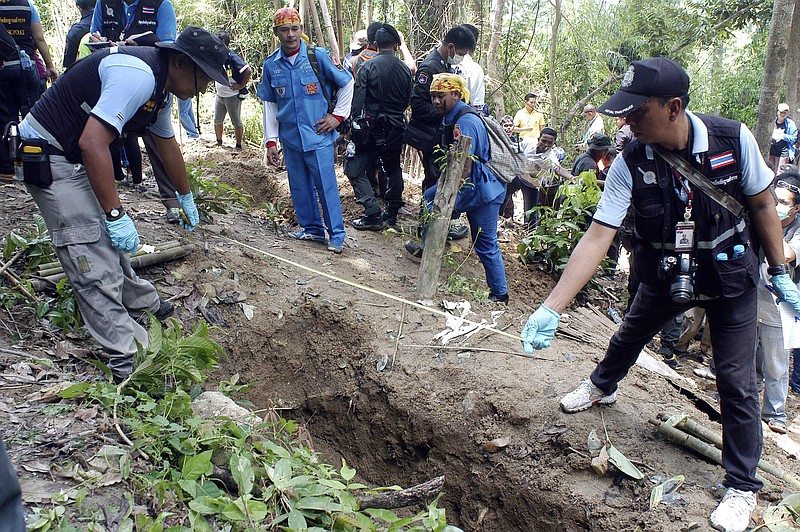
[306,42,339,115]
[445,107,526,184]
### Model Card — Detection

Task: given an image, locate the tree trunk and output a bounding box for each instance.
[548,0,561,126]
[753,0,794,160]
[486,0,505,117]
[786,0,800,117]
[335,0,344,58]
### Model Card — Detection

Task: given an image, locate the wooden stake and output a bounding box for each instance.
[416,136,471,300]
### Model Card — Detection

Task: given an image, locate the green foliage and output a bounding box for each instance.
[2,214,55,271]
[34,278,83,334]
[186,161,253,223]
[52,319,451,530]
[518,172,602,272]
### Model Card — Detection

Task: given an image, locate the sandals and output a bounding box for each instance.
[766,418,788,434]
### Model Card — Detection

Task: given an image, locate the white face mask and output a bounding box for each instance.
[449,52,465,65]
[776,203,794,221]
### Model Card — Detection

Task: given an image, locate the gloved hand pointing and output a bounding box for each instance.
[770,273,800,314]
[175,191,199,231]
[105,214,140,254]
[521,304,561,353]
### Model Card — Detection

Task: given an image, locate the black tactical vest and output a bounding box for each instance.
[626,112,760,298]
[99,0,163,42]
[29,46,168,163]
[1,0,34,56]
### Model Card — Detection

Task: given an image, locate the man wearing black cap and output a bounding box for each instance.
[16,26,229,383]
[346,23,412,230]
[571,133,612,176]
[519,57,800,532]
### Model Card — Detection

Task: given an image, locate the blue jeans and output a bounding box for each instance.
[178,97,199,138]
[422,186,508,297]
[756,322,789,424]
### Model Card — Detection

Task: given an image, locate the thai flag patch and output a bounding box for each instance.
[141,6,155,14]
[709,150,735,170]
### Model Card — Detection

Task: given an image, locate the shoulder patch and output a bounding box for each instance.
[417,72,428,85]
[330,55,344,70]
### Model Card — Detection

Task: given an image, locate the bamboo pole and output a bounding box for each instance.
[316,0,340,56]
[334,0,344,58]
[416,136,471,300]
[36,241,182,277]
[30,244,196,292]
[307,0,325,48]
[650,417,800,490]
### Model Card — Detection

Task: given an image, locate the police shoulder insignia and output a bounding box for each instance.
[417,72,428,85]
[330,55,344,70]
[453,124,461,139]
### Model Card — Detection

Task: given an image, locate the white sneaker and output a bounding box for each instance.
[709,488,756,532]
[560,379,617,413]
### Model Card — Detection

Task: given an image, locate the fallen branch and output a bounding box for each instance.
[357,475,445,510]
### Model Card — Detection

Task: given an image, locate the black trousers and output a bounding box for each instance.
[345,129,405,218]
[0,438,24,532]
[591,282,762,492]
[420,147,441,192]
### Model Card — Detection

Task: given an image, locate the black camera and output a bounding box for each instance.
[658,253,695,303]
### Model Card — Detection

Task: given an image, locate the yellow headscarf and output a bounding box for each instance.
[273,7,302,27]
[430,73,471,104]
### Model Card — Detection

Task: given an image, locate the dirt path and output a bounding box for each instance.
[1,139,799,530]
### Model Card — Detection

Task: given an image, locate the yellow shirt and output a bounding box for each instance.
[513,107,545,140]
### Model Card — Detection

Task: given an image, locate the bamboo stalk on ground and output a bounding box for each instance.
[650,416,800,489]
[30,244,196,292]
[35,240,183,277]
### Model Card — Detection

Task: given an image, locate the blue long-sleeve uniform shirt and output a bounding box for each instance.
[444,100,506,212]
[257,41,352,152]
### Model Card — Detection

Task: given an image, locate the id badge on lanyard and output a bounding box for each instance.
[673,168,694,252]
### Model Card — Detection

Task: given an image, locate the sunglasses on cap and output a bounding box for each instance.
[777,180,800,196]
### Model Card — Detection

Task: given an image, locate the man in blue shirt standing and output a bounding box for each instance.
[404,73,508,303]
[258,7,354,254]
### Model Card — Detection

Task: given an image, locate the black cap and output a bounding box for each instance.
[588,134,612,151]
[598,57,689,117]
[155,26,230,86]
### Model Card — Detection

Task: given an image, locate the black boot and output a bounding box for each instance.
[352,214,384,231]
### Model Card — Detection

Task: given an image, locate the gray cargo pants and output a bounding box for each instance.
[26,155,161,379]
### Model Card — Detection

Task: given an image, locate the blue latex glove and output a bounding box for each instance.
[521,304,561,353]
[105,214,140,254]
[175,191,199,231]
[770,273,800,314]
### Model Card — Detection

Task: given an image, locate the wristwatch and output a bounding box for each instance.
[106,206,125,221]
[767,263,790,276]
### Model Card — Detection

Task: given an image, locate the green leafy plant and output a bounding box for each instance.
[2,214,55,272]
[186,161,253,223]
[54,319,451,530]
[518,172,603,273]
[44,278,82,334]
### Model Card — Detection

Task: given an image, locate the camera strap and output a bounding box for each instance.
[651,145,745,218]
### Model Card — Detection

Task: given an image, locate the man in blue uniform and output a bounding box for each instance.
[258,7,354,254]
[17,27,228,382]
[404,73,508,303]
[520,57,800,532]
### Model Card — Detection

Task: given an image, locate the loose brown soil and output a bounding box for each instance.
[1,136,799,531]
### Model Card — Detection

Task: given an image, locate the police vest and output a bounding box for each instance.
[627,112,759,298]
[0,0,33,56]
[99,0,162,42]
[30,46,168,163]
